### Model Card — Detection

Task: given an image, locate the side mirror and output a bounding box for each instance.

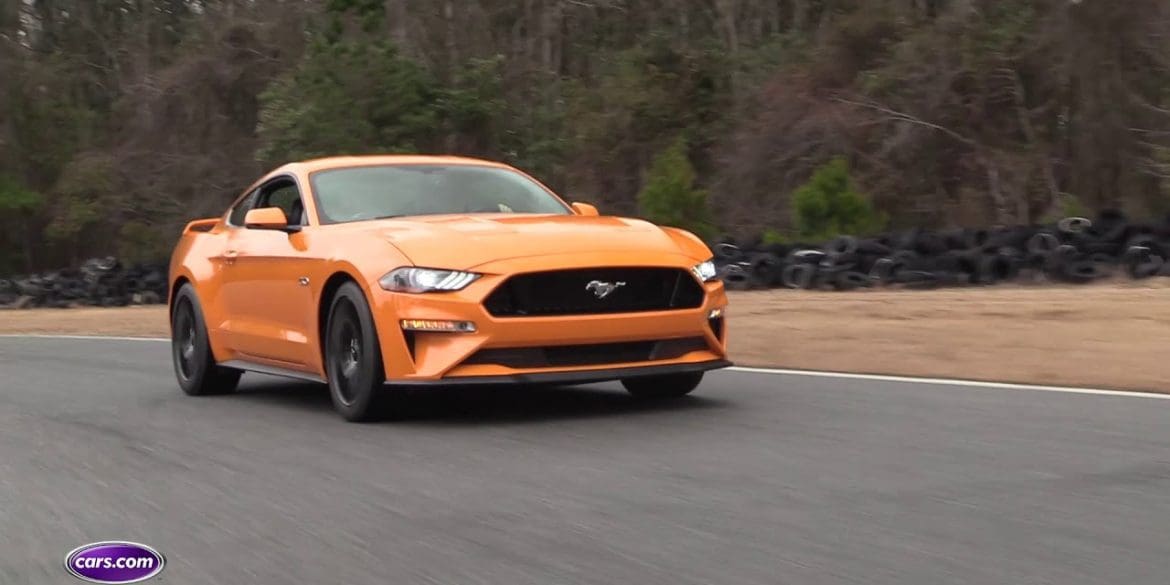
[244,207,299,233]
[571,202,599,216]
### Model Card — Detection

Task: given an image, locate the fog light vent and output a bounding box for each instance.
[707,308,726,341]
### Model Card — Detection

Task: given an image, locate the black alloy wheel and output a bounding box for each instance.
[171,284,241,396]
[325,282,393,422]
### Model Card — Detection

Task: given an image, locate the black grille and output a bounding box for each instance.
[464,338,710,369]
[483,267,704,317]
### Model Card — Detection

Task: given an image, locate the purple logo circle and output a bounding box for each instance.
[64,541,166,584]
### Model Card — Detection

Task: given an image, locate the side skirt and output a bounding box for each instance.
[220,359,327,384]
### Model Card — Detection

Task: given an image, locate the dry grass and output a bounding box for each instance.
[4,283,1169,391]
[0,306,170,337]
[728,282,1170,392]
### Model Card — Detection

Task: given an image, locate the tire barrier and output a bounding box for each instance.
[4,208,1170,307]
[710,209,1170,291]
[0,257,168,309]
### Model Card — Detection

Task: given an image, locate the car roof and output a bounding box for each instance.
[281,155,514,175]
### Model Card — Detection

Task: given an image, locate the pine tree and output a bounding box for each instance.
[637,137,715,239]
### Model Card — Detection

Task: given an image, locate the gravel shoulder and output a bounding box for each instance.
[3,283,1168,391]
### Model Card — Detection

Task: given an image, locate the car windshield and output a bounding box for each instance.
[309,164,571,224]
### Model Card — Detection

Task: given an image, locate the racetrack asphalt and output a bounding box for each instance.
[2,337,1169,585]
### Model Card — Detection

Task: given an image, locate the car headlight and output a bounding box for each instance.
[692,259,718,282]
[379,267,481,293]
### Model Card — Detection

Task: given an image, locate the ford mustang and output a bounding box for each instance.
[168,155,731,421]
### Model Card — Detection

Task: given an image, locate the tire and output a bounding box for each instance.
[324,282,393,422]
[1058,216,1092,235]
[171,284,241,396]
[896,270,941,289]
[832,270,870,291]
[714,242,743,262]
[748,253,784,288]
[823,235,858,256]
[1059,259,1103,284]
[721,266,754,291]
[621,372,704,399]
[1124,246,1164,279]
[976,253,1017,285]
[782,263,816,289]
[1027,231,1060,255]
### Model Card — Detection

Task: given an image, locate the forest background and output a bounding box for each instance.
[2,0,1169,275]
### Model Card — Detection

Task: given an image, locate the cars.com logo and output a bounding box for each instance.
[64,541,166,584]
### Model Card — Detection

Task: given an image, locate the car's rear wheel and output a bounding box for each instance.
[171,284,241,396]
[325,282,393,422]
[621,371,704,399]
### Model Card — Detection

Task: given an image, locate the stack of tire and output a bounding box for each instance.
[0,257,168,309]
[712,209,1170,291]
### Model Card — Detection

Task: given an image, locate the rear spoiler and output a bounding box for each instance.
[182,218,220,234]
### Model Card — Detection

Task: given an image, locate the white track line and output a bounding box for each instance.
[0,334,1164,400]
[0,334,168,342]
[728,366,1170,400]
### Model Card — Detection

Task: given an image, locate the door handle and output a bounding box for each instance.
[222,249,239,263]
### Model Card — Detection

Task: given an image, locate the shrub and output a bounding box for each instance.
[762,228,789,245]
[792,157,885,240]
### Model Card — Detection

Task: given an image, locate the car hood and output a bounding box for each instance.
[367,214,689,270]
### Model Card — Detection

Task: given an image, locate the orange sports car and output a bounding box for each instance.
[168,155,731,421]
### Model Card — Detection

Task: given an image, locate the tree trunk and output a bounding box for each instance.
[541,0,562,74]
[715,0,740,92]
[21,217,37,274]
[385,0,409,50]
[715,0,740,55]
[981,153,1012,225]
[444,0,457,70]
[792,0,808,32]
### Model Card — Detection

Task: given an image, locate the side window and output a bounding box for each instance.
[227,189,259,227]
[256,179,306,226]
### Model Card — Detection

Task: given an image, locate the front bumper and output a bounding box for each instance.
[390,359,733,387]
[368,254,730,384]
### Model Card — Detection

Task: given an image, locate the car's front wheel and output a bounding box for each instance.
[620,371,704,399]
[171,284,241,396]
[325,282,394,422]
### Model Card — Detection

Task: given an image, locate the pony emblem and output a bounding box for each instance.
[585,280,626,299]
